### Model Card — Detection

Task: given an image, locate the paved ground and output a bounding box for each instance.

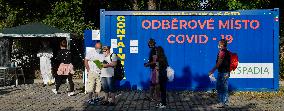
[1,83,284,111]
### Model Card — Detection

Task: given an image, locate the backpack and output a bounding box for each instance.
[110,53,125,81]
[229,51,238,71]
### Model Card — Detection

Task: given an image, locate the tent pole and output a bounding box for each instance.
[66,36,71,50]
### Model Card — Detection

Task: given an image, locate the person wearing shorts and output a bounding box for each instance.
[84,42,104,104]
[101,46,117,106]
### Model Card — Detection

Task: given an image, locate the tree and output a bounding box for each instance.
[42,0,93,38]
[0,0,53,29]
[132,0,139,10]
[148,0,156,10]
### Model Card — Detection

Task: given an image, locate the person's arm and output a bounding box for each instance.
[144,49,155,67]
[144,61,156,67]
[103,54,117,68]
[84,53,91,72]
[110,54,117,67]
[209,51,225,76]
[48,49,53,58]
[37,50,42,57]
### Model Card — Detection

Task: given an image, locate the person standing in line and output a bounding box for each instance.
[84,42,104,105]
[144,38,160,101]
[155,46,169,109]
[100,46,117,106]
[209,39,231,108]
[37,41,54,87]
[52,40,75,96]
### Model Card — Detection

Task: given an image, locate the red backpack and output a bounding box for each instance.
[229,51,239,71]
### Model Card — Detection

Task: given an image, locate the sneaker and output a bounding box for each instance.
[215,103,225,108]
[52,89,58,94]
[158,104,166,109]
[87,99,96,105]
[68,92,75,96]
[101,101,109,106]
[93,97,103,102]
[156,103,166,108]
[155,103,162,108]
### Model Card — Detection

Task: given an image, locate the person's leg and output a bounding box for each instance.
[40,62,49,86]
[156,84,161,101]
[56,75,63,90]
[101,77,109,104]
[160,79,167,106]
[150,84,154,99]
[216,73,228,107]
[86,73,95,99]
[67,74,75,92]
[41,68,49,86]
[43,73,49,85]
[47,63,53,85]
[223,75,229,105]
[216,73,223,104]
[52,75,62,94]
[67,74,75,96]
[94,74,102,100]
[108,77,115,104]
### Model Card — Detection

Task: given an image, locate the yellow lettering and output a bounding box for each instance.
[117,16,125,21]
[117,29,125,35]
[119,48,123,53]
[117,54,125,59]
[117,21,125,29]
[117,35,125,40]
[118,42,125,48]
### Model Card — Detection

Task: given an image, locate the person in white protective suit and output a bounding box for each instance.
[37,41,54,87]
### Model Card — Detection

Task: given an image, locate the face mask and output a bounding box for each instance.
[96,49,101,53]
[218,44,223,49]
[103,52,107,56]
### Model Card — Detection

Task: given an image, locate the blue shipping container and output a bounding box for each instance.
[88,9,280,91]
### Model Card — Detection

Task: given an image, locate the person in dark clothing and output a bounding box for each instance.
[209,39,231,108]
[144,38,160,101]
[155,46,168,109]
[52,40,75,96]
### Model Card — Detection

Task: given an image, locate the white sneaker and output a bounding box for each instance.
[52,89,58,94]
[156,103,166,108]
[155,103,162,108]
[215,103,225,108]
[68,92,75,96]
[159,105,166,109]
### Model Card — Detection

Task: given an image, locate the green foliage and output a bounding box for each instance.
[227,0,271,10]
[42,0,93,38]
[204,0,272,10]
[0,0,52,29]
[159,0,201,10]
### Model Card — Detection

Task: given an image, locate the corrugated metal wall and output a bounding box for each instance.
[95,9,279,91]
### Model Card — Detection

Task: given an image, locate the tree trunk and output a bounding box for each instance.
[148,0,156,10]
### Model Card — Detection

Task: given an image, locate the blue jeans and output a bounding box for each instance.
[101,77,115,93]
[216,72,229,105]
